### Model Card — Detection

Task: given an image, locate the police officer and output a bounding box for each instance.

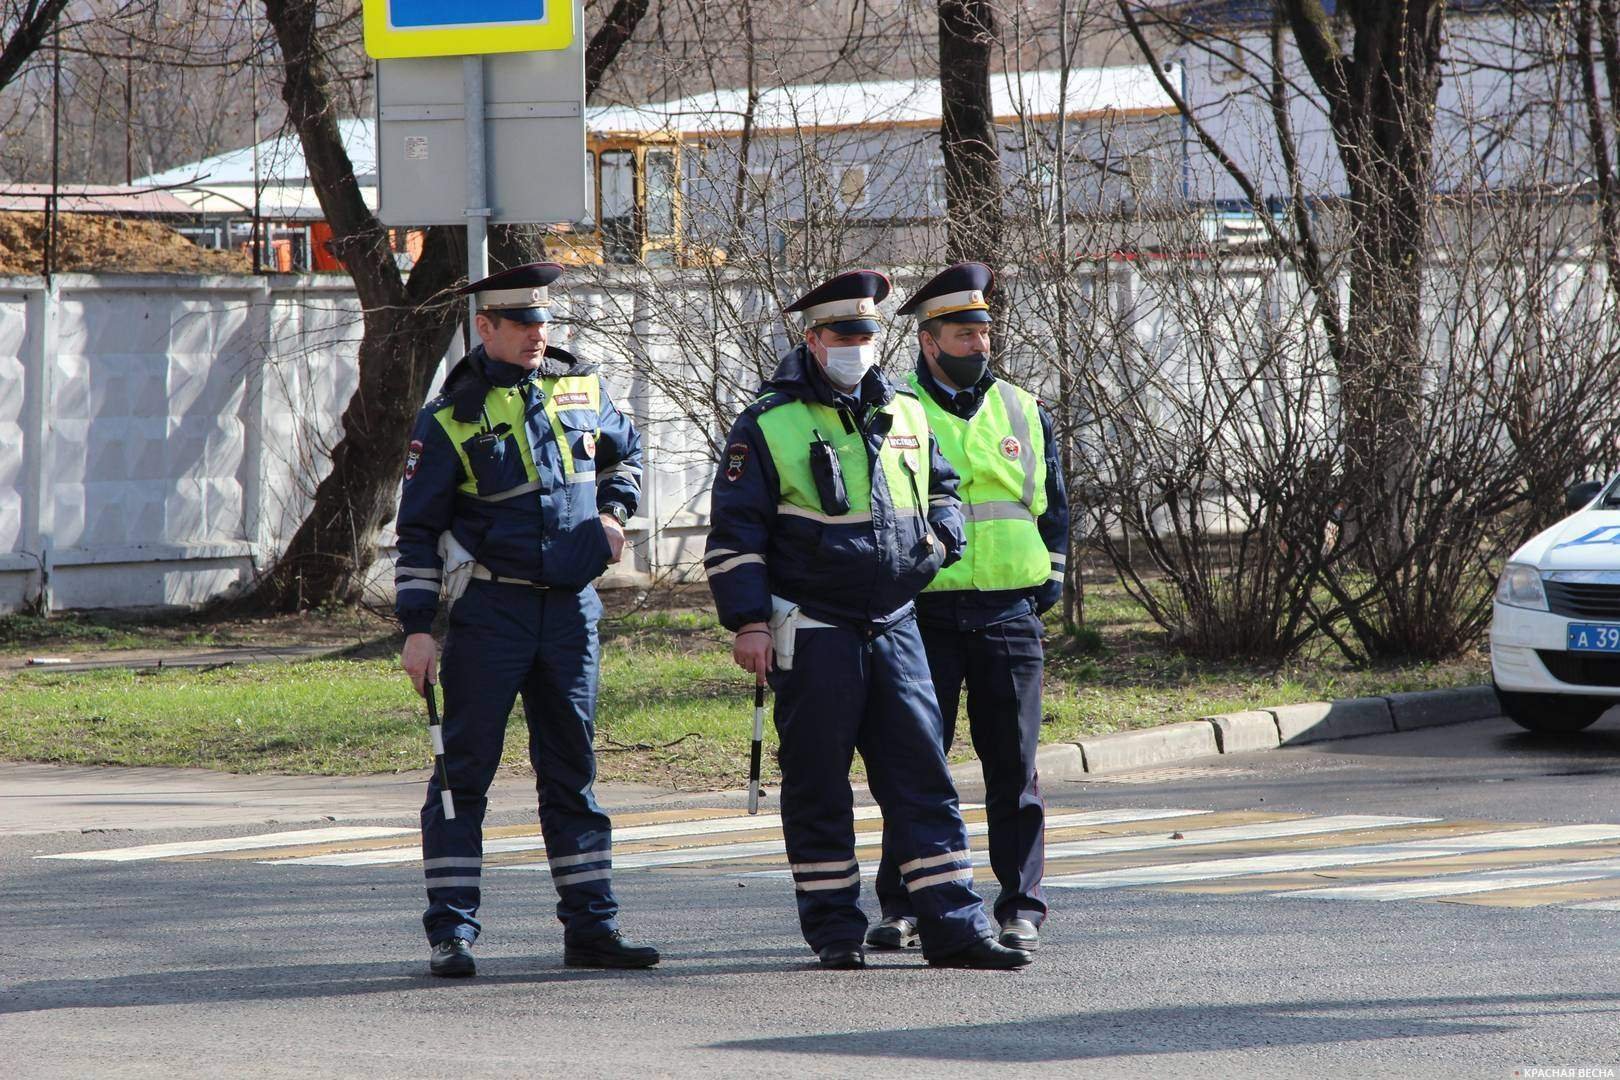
[705,269,1032,971]
[396,262,659,977]
[868,262,1070,954]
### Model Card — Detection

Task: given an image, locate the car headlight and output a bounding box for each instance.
[1495,563,1548,611]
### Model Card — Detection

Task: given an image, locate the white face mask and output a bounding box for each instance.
[821,343,876,389]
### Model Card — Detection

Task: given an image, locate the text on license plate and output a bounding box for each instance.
[1567,623,1620,652]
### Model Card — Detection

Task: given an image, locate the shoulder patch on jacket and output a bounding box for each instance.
[724,442,749,482]
[404,439,424,480]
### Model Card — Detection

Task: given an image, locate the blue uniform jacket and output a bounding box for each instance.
[912,359,1071,630]
[704,345,966,631]
[394,345,642,635]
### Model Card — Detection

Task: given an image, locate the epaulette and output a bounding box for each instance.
[744,391,791,418]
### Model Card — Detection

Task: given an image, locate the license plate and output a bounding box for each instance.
[1567,623,1620,652]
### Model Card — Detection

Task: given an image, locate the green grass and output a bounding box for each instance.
[0,584,1489,788]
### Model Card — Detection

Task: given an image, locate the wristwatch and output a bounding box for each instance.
[602,502,631,526]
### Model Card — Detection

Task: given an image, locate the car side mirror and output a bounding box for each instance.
[1566,479,1604,512]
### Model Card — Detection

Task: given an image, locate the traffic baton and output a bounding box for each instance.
[425,681,456,820]
[747,679,766,816]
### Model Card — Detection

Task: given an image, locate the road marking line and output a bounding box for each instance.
[266,804,1187,869]
[37,826,417,863]
[1563,898,1620,911]
[1275,856,1620,901]
[1043,824,1620,890]
[738,813,1423,882]
[266,805,902,867]
[490,808,1212,874]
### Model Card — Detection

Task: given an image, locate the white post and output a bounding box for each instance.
[464,56,490,330]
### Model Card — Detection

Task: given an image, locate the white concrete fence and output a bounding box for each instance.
[0,272,721,612]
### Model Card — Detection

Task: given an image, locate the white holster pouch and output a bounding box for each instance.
[438,531,476,609]
[768,595,834,672]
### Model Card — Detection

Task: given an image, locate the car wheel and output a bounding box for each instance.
[1495,686,1615,733]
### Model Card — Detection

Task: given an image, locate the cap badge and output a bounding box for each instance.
[531,288,545,304]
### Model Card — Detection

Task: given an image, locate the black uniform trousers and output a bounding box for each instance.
[769,613,994,960]
[421,579,619,946]
[875,609,1048,926]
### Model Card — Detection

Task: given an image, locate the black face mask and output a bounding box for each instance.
[933,347,990,390]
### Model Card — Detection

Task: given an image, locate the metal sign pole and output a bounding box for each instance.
[464,55,491,332]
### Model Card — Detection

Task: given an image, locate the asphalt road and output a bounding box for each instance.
[4,717,1620,1079]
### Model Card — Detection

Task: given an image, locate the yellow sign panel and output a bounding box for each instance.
[363,0,574,58]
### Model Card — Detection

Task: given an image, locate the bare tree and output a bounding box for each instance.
[939,0,1004,265]
[243,0,464,610]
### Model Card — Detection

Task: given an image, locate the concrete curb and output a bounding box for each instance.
[974,684,1507,780]
[1388,685,1503,731]
[1077,721,1220,774]
[1271,697,1394,745]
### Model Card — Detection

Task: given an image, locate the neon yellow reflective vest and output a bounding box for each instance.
[431,372,603,501]
[908,372,1049,592]
[755,392,934,523]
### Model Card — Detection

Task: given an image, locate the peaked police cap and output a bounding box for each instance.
[458,261,563,324]
[785,269,890,334]
[897,262,993,324]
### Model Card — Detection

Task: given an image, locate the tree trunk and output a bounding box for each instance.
[938,0,1003,268]
[245,0,653,611]
[245,0,463,611]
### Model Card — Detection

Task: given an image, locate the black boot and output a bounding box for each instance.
[865,916,919,951]
[564,930,660,969]
[998,918,1040,951]
[429,937,475,978]
[928,936,1033,970]
[818,943,866,969]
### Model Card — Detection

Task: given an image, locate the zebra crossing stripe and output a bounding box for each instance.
[1563,898,1620,911]
[493,808,1212,875]
[265,805,906,868]
[737,813,1423,882]
[1043,824,1620,890]
[1275,856,1620,902]
[36,826,416,863]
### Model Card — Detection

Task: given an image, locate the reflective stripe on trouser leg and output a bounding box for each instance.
[875,625,965,922]
[859,617,994,960]
[523,584,620,937]
[422,579,532,945]
[963,611,1048,925]
[770,624,868,952]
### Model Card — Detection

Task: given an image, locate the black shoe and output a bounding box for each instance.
[429,937,475,978]
[928,936,1033,970]
[998,918,1040,951]
[564,930,660,969]
[818,943,866,970]
[865,916,919,951]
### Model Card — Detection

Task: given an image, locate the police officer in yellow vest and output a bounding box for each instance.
[396,263,659,978]
[705,269,1031,971]
[869,262,1070,954]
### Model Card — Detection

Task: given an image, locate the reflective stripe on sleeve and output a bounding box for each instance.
[465,479,544,503]
[395,580,439,593]
[709,553,765,576]
[396,567,442,580]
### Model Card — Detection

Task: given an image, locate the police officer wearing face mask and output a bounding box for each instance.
[704,269,1032,971]
[395,262,659,978]
[868,262,1070,955]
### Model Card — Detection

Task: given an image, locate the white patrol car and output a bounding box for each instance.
[1491,474,1620,732]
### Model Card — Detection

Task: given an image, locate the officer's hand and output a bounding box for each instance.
[401,632,438,698]
[599,513,626,564]
[733,622,774,678]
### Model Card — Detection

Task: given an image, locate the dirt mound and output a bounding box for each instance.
[0,212,251,275]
